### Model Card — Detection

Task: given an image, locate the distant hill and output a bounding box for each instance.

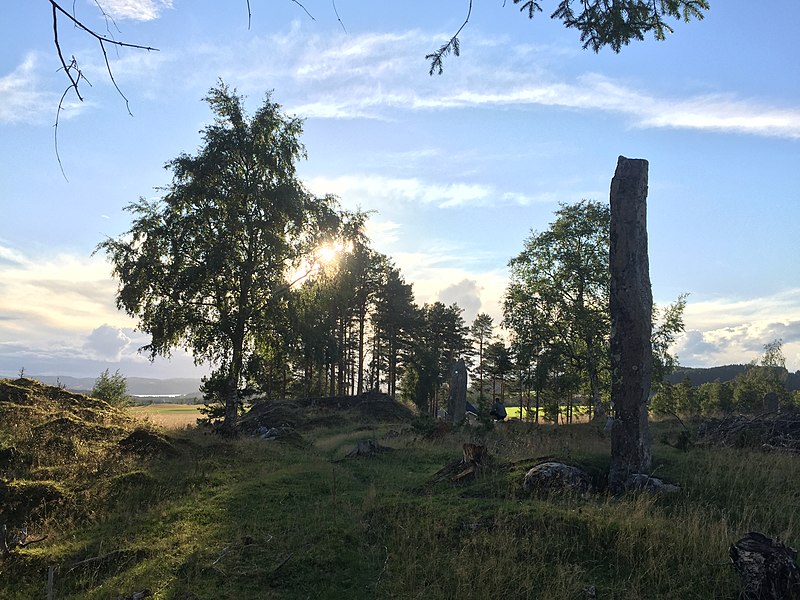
[28,375,202,397]
[667,365,800,392]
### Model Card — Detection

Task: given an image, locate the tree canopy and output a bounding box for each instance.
[504,199,686,420]
[428,0,709,73]
[97,82,347,432]
[504,200,611,419]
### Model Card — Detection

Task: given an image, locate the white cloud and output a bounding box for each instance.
[0,245,206,378]
[363,219,401,246]
[0,247,129,336]
[437,279,483,323]
[389,244,509,326]
[85,324,132,361]
[673,289,800,371]
[95,0,173,21]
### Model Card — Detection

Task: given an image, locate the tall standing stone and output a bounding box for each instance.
[608,156,653,493]
[447,358,467,423]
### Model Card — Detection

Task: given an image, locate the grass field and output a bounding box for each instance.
[505,404,591,422]
[128,403,203,428]
[3,378,798,599]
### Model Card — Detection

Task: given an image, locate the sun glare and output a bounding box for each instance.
[318,243,338,264]
[284,240,354,289]
[317,240,353,265]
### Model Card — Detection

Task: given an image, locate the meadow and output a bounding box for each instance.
[128,403,203,429]
[1,378,797,599]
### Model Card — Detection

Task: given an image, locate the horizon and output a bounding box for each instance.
[2,1,799,377]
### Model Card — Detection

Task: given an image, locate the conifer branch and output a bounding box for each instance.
[426,0,473,75]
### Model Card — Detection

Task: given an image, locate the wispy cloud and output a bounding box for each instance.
[214,27,800,139]
[307,174,552,210]
[0,54,84,125]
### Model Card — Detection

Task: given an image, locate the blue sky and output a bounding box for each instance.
[2,0,799,378]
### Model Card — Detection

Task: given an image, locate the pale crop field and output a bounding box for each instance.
[128,403,202,428]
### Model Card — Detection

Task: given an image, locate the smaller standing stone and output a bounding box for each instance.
[764,392,780,413]
[447,358,467,423]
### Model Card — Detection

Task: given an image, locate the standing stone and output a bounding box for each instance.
[608,156,653,493]
[447,358,467,423]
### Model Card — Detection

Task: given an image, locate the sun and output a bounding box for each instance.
[317,243,338,264]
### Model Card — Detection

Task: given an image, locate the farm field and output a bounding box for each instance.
[128,403,203,428]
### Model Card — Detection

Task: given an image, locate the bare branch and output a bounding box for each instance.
[51,2,83,102]
[48,1,158,105]
[48,1,160,175]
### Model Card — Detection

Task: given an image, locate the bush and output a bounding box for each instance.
[91,369,131,407]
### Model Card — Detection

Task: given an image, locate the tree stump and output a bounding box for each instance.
[453,443,487,481]
[730,532,800,600]
[462,443,487,464]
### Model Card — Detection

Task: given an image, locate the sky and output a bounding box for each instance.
[1,0,799,379]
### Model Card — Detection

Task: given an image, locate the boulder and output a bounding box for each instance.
[730,532,800,600]
[346,439,389,457]
[523,462,592,494]
[625,473,680,494]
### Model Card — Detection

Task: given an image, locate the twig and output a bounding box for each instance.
[47,566,55,600]
[666,409,687,431]
[271,552,293,575]
[49,0,158,104]
[210,546,233,567]
[48,1,159,176]
[332,0,347,33]
[290,0,316,21]
[67,555,101,573]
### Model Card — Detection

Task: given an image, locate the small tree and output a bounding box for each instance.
[92,369,131,407]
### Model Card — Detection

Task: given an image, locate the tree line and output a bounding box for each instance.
[651,339,800,416]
